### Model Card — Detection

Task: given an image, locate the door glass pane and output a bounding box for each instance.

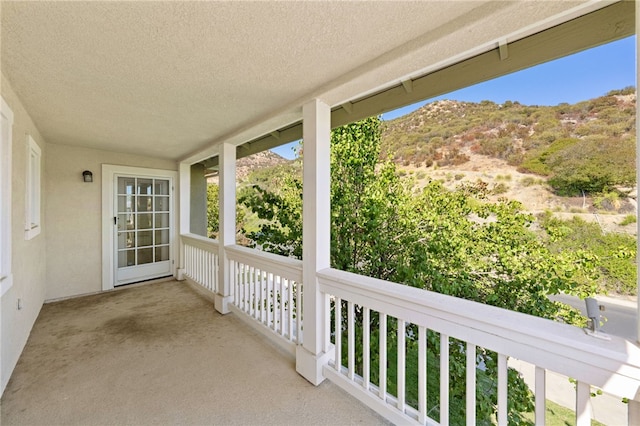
[155,213,169,228]
[137,196,152,212]
[155,196,169,212]
[118,250,136,267]
[118,231,135,249]
[155,229,169,245]
[137,213,153,230]
[155,245,169,262]
[118,214,134,231]
[137,179,153,195]
[118,195,135,213]
[118,177,135,195]
[154,179,169,195]
[137,248,153,265]
[137,231,153,247]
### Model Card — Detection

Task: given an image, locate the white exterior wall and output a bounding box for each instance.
[45,144,176,300]
[1,74,48,393]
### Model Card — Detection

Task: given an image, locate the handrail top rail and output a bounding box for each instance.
[226,244,302,268]
[318,267,640,400]
[181,233,219,246]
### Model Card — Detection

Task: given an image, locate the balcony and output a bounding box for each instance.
[1,3,638,425]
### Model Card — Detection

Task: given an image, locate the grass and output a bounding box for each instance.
[620,214,637,226]
[523,400,606,426]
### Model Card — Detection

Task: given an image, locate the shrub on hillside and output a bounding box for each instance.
[546,136,635,196]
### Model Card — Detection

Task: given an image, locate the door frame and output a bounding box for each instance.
[101,164,178,291]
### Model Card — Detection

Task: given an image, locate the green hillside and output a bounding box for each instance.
[382,87,636,195]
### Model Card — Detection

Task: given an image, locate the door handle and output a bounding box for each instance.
[113,217,117,225]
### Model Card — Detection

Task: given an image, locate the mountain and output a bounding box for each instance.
[381,88,636,187]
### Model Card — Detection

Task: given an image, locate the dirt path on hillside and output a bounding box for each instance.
[402,153,637,236]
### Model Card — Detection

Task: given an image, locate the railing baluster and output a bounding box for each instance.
[259,270,265,324]
[282,278,288,338]
[206,250,210,290]
[397,318,406,412]
[249,266,254,317]
[268,273,274,330]
[194,247,199,282]
[233,261,238,306]
[497,353,508,426]
[198,248,203,284]
[273,275,278,332]
[206,251,211,290]
[363,307,370,392]
[186,246,190,278]
[466,343,476,426]
[440,333,449,425]
[214,252,218,291]
[576,381,591,426]
[237,263,242,310]
[379,312,387,401]
[279,276,285,336]
[298,281,303,345]
[418,326,427,425]
[335,297,342,372]
[535,366,546,426]
[255,268,260,319]
[250,267,254,318]
[241,263,247,312]
[288,278,294,341]
[347,301,355,380]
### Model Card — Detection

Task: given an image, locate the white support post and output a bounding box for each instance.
[296,98,332,385]
[215,143,236,314]
[177,162,191,280]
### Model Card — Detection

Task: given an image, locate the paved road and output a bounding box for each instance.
[550,293,638,341]
[515,294,639,425]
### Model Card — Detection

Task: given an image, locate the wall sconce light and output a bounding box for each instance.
[82,170,93,183]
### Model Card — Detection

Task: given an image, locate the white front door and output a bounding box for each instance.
[113,174,173,286]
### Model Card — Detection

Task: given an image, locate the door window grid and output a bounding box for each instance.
[117,177,170,268]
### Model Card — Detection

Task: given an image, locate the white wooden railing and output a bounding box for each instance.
[318,267,640,426]
[182,233,219,294]
[225,245,303,354]
[180,236,640,425]
[180,236,303,353]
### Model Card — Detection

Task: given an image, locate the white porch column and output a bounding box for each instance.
[177,162,191,280]
[215,143,236,314]
[296,99,332,385]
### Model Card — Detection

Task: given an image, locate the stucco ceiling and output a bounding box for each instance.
[1,1,593,161]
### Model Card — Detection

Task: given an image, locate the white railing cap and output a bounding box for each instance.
[226,244,303,282]
[318,267,640,401]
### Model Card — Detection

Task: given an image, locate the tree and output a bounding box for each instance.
[240,117,596,423]
[207,183,219,238]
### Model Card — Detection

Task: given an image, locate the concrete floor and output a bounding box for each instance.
[1,280,386,425]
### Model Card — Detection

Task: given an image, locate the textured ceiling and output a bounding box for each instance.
[1,1,591,161]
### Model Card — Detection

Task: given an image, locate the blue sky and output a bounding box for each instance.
[271,36,636,159]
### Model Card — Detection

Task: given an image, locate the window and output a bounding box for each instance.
[25,134,41,240]
[1,97,14,295]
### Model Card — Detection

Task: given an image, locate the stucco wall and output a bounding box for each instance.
[45,144,176,300]
[1,74,48,393]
